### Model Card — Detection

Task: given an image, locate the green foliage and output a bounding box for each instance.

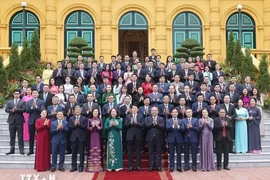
[7,42,21,81]
[0,56,8,93]
[66,37,95,58]
[20,37,33,70]
[257,54,270,93]
[174,39,205,59]
[6,83,20,99]
[263,98,270,109]
[226,31,235,65]
[241,48,255,81]
[231,39,244,75]
[0,94,6,108]
[31,29,41,61]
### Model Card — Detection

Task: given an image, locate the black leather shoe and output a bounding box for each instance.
[136,167,142,172]
[224,166,230,170]
[27,151,33,156]
[70,168,77,172]
[217,166,221,171]
[184,167,190,171]
[177,168,183,172]
[127,167,133,172]
[78,168,83,172]
[157,167,162,172]
[148,167,153,172]
[59,168,65,172]
[169,168,174,172]
[6,150,15,155]
[20,150,25,155]
[50,168,56,172]
[192,167,197,172]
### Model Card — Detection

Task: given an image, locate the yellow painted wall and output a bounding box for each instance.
[0,0,269,63]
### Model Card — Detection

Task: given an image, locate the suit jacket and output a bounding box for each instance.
[182,117,200,143]
[157,82,169,94]
[64,102,79,119]
[26,98,44,125]
[225,92,240,105]
[102,103,119,118]
[158,103,174,119]
[168,93,180,106]
[125,113,144,141]
[138,105,152,117]
[193,71,204,82]
[179,93,196,108]
[38,92,54,109]
[47,105,65,121]
[74,69,88,79]
[211,92,224,105]
[242,83,255,96]
[5,99,26,124]
[127,82,141,96]
[73,94,86,106]
[143,68,157,80]
[51,119,69,144]
[212,71,225,84]
[207,104,221,119]
[179,69,193,82]
[145,116,165,142]
[32,83,44,94]
[119,104,132,119]
[214,117,232,141]
[220,103,236,121]
[113,70,124,80]
[69,115,87,142]
[167,70,180,82]
[191,102,208,119]
[204,60,216,72]
[166,118,184,143]
[121,62,131,71]
[149,92,163,105]
[97,63,106,71]
[185,81,200,93]
[81,102,100,118]
[52,69,66,86]
[133,68,145,84]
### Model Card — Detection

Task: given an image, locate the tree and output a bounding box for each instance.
[231,39,244,75]
[257,54,270,93]
[0,56,8,93]
[174,39,205,59]
[7,42,21,81]
[226,31,235,65]
[241,48,255,81]
[66,37,94,60]
[20,37,33,70]
[31,29,41,61]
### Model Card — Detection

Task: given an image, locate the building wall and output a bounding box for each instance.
[0,0,268,63]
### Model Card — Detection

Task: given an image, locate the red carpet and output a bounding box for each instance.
[92,170,172,180]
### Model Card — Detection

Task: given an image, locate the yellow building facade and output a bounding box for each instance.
[0,0,269,63]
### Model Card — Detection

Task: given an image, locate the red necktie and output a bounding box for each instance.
[222,118,226,137]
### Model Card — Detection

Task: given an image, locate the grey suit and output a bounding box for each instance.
[5,99,26,151]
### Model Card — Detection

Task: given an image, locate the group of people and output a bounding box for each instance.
[5,48,263,173]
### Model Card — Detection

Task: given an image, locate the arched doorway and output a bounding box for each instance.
[118,11,148,58]
[226,12,255,48]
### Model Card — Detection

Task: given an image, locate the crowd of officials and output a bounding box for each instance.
[5,49,263,173]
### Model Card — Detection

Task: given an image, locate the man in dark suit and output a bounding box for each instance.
[193,65,204,83]
[52,61,66,86]
[220,95,236,153]
[64,94,78,154]
[133,62,144,84]
[180,85,196,108]
[175,97,188,119]
[47,96,65,122]
[19,79,29,98]
[208,95,221,119]
[204,54,217,72]
[242,76,255,96]
[226,84,240,106]
[122,55,132,70]
[127,74,140,97]
[166,109,184,172]
[38,84,54,109]
[74,63,88,85]
[26,90,44,155]
[158,95,174,120]
[157,76,170,94]
[179,63,193,83]
[145,107,165,172]
[65,62,75,84]
[229,76,243,94]
[185,74,200,94]
[88,85,102,105]
[182,109,200,172]
[32,75,44,94]
[50,111,69,172]
[149,84,163,107]
[211,84,224,105]
[143,61,157,81]
[125,105,144,172]
[81,93,100,118]
[97,55,106,70]
[5,90,26,155]
[69,106,87,172]
[168,85,179,107]
[212,64,225,85]
[196,82,211,104]
[73,85,86,106]
[149,48,157,62]
[113,63,124,84]
[102,95,119,121]
[191,94,208,119]
[214,108,232,171]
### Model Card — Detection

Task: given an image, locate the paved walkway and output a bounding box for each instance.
[0,168,270,180]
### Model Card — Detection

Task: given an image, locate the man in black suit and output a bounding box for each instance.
[52,61,66,86]
[149,48,157,62]
[74,63,88,85]
[133,62,144,84]
[125,105,144,172]
[226,84,240,106]
[208,95,221,119]
[5,90,26,155]
[175,97,188,119]
[220,95,236,153]
[26,90,44,155]
[193,65,204,83]
[185,74,200,94]
[211,84,224,105]
[204,54,217,72]
[89,85,102,105]
[65,62,75,84]
[179,63,193,83]
[214,108,232,171]
[180,85,196,108]
[19,79,29,98]
[145,107,165,172]
[242,76,255,96]
[81,94,100,118]
[127,74,140,97]
[73,85,86,106]
[69,106,87,172]
[38,84,54,109]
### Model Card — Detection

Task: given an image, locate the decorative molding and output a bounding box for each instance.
[101,6,111,12]
[210,49,221,54]
[210,35,221,41]
[155,35,166,40]
[209,21,220,26]
[263,35,270,40]
[45,48,57,54]
[155,7,166,13]
[210,7,220,13]
[263,7,270,13]
[100,35,112,40]
[45,20,57,25]
[257,25,264,30]
[100,49,112,54]
[101,20,111,25]
[45,34,57,40]
[45,6,57,12]
[0,24,7,28]
[155,21,166,26]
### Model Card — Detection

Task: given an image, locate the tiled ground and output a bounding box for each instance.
[0,168,270,180]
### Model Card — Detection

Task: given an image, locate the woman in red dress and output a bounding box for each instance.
[195,56,205,72]
[142,74,153,96]
[34,110,51,171]
[102,64,113,85]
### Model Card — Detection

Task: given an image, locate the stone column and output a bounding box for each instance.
[209,0,221,57]
[155,0,167,61]
[263,0,270,48]
[100,0,112,62]
[45,0,57,62]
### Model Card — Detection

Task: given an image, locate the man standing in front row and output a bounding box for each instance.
[145,107,164,172]
[214,108,232,171]
[51,111,69,172]
[5,90,26,155]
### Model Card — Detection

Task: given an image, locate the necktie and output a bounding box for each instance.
[181,106,185,117]
[110,103,113,109]
[154,93,158,101]
[190,81,193,86]
[230,92,234,99]
[174,118,178,127]
[14,99,18,107]
[188,118,191,123]
[89,102,92,112]
[210,105,214,112]
[53,105,57,111]
[150,68,152,73]
[37,84,40,91]
[153,116,157,124]
[199,102,202,108]
[44,93,47,102]
[81,70,84,77]
[118,70,121,76]
[222,118,226,137]
[145,106,148,114]
[133,114,137,124]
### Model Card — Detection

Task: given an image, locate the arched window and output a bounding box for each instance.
[226,12,255,48]
[119,11,148,30]
[9,11,39,46]
[65,11,94,49]
[173,12,202,53]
